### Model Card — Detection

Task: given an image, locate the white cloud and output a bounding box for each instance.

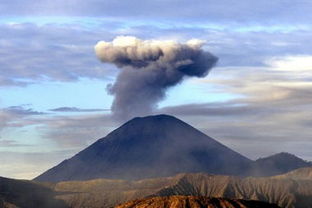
[268,55,312,72]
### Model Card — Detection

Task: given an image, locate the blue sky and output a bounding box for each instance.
[1,0,312,179]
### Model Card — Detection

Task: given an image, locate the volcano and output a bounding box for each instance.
[35,114,253,182]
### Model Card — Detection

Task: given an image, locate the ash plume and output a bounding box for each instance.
[94,36,218,120]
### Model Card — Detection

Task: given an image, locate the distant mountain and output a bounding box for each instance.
[115,196,281,208]
[35,114,252,182]
[250,152,312,176]
[0,176,66,208]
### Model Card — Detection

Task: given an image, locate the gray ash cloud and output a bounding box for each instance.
[95,36,218,120]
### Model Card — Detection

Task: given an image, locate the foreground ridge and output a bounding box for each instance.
[54,170,312,208]
[115,196,281,208]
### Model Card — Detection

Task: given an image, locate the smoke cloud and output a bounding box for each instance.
[95,36,218,120]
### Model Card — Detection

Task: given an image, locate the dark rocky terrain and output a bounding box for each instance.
[115,196,281,208]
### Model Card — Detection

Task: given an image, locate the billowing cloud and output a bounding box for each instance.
[95,36,218,120]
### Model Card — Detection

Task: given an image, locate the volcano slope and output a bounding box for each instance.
[35,115,252,182]
[115,196,281,208]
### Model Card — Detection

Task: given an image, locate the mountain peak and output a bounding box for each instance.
[256,152,307,163]
[122,114,188,128]
[132,114,178,120]
[252,152,311,176]
[118,114,186,131]
[35,114,251,182]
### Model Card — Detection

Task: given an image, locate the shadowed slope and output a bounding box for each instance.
[0,176,67,208]
[35,115,252,182]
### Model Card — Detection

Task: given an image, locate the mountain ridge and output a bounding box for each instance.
[57,170,312,208]
[2,168,312,208]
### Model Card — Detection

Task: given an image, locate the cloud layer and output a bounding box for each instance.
[2,0,312,25]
